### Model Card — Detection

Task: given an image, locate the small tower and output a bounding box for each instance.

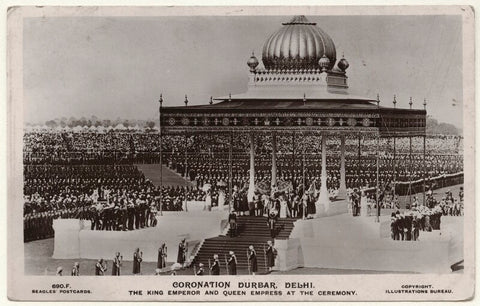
[337,52,349,71]
[318,54,331,73]
[158,93,163,108]
[247,51,259,73]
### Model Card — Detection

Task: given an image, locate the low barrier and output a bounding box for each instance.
[364,172,463,196]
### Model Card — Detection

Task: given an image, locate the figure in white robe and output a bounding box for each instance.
[360,191,369,217]
[279,198,288,218]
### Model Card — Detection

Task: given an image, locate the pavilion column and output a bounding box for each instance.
[338,135,347,199]
[271,132,277,190]
[393,136,396,206]
[228,132,233,211]
[247,133,255,202]
[184,132,188,212]
[316,135,330,216]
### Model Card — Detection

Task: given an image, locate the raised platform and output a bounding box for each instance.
[135,163,194,187]
[283,213,462,273]
[53,211,228,262]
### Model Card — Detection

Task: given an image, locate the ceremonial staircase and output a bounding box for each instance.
[193,216,297,275]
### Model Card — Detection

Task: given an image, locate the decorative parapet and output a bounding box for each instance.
[248,69,348,88]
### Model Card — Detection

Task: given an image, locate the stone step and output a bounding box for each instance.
[193,216,297,272]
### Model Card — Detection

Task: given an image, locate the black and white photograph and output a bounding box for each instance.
[6,5,475,302]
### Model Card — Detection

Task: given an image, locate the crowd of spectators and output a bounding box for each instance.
[389,188,463,241]
[23,130,463,242]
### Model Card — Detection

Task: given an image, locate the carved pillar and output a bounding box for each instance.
[338,135,347,198]
[271,132,277,190]
[316,135,330,216]
[247,133,255,202]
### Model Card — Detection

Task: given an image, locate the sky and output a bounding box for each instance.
[23,14,463,128]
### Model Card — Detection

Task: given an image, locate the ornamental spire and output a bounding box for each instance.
[283,15,316,25]
[393,95,397,108]
[247,51,259,72]
[184,95,188,106]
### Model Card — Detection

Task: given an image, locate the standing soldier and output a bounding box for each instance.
[177,239,187,267]
[95,259,107,275]
[112,252,122,276]
[134,201,141,229]
[267,209,278,238]
[210,254,220,275]
[157,243,167,269]
[254,192,263,217]
[228,251,237,275]
[133,248,142,275]
[150,204,157,227]
[71,262,80,276]
[228,211,237,237]
[265,241,276,272]
[121,203,128,231]
[127,201,135,231]
[248,245,258,275]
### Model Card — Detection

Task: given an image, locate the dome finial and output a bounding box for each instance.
[209,96,213,105]
[184,95,188,106]
[229,93,232,101]
[376,93,380,108]
[393,95,397,108]
[283,15,316,25]
[423,98,427,110]
[409,97,413,109]
[158,93,163,107]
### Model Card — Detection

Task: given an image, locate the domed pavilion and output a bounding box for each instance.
[159,15,427,217]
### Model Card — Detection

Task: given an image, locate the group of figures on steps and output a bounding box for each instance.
[228,209,280,239]
[193,241,276,276]
[54,238,276,276]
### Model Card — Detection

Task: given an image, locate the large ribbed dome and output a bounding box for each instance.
[262,15,337,70]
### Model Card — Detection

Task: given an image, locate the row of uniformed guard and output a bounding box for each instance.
[55,240,276,276]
